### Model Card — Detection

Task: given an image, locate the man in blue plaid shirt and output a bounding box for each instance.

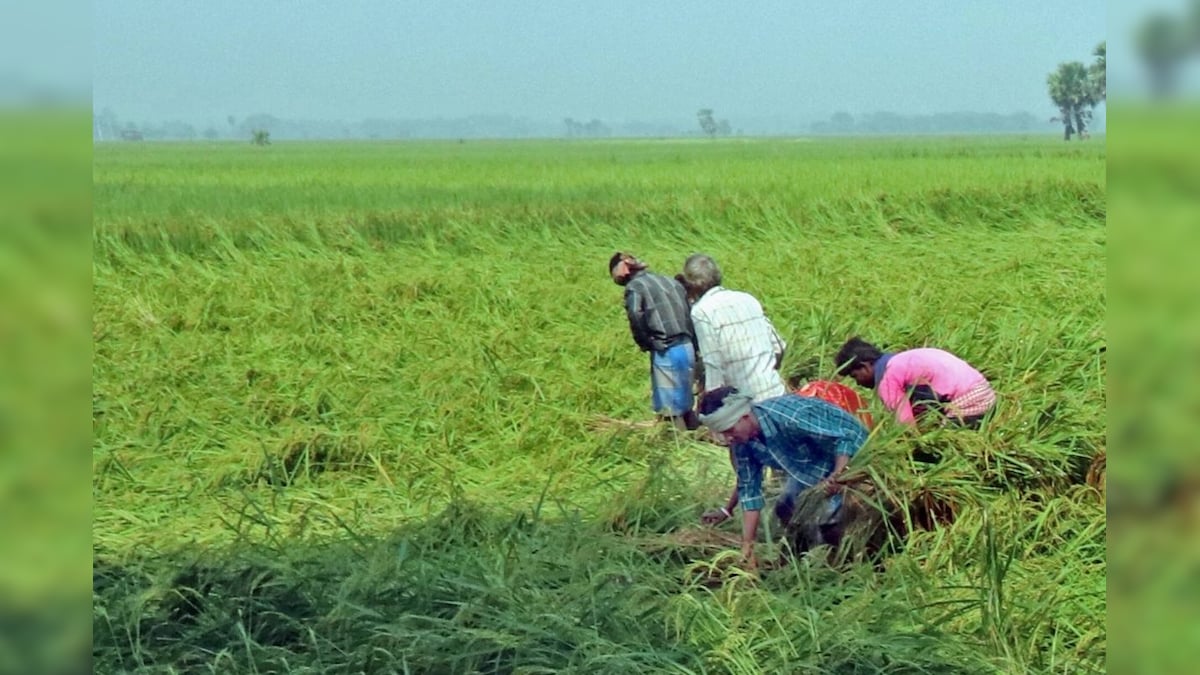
[697,386,869,568]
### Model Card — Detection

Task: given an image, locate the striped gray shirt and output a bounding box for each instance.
[622,271,694,353]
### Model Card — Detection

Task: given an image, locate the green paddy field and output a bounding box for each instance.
[93,136,1105,673]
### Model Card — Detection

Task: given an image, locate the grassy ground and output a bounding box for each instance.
[93,136,1105,673]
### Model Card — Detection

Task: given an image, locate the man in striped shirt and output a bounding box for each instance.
[835,337,996,428]
[679,254,788,524]
[697,386,869,568]
[610,251,699,430]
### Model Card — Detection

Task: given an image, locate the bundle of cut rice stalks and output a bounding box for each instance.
[784,468,974,567]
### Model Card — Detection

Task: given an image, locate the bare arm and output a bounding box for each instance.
[731,441,765,568]
[823,423,866,494]
[724,446,739,511]
[741,509,761,568]
[823,453,851,495]
[833,453,850,476]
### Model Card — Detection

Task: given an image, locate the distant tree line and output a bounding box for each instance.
[809,110,1052,135]
[563,118,611,138]
[94,106,1074,142]
[93,109,677,142]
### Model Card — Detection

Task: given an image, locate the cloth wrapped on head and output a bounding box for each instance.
[698,392,753,432]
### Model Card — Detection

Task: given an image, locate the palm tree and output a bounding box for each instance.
[1089,42,1106,101]
[1047,61,1097,141]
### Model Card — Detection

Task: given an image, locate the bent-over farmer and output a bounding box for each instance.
[697,386,868,569]
[835,337,996,429]
[610,251,699,430]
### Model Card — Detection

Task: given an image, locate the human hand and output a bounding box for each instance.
[821,477,844,496]
[701,507,731,525]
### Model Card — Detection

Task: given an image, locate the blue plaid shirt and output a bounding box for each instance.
[734,394,868,511]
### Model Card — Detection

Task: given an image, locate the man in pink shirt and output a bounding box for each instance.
[834,337,996,428]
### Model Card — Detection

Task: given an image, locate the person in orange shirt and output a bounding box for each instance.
[794,379,875,430]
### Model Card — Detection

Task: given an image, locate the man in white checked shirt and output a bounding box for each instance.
[679,254,789,525]
[683,254,788,401]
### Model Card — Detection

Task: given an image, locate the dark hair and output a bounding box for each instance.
[698,385,741,416]
[835,337,883,375]
[608,251,626,273]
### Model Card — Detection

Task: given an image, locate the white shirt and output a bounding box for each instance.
[691,286,787,402]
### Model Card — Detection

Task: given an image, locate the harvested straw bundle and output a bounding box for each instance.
[784,475,962,566]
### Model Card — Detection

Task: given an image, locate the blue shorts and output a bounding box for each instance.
[650,342,695,416]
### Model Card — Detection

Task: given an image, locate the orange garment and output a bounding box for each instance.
[795,380,875,430]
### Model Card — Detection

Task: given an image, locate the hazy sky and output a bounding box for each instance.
[93,1,1105,125]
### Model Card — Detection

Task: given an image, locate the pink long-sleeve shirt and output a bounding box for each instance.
[876,348,990,425]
